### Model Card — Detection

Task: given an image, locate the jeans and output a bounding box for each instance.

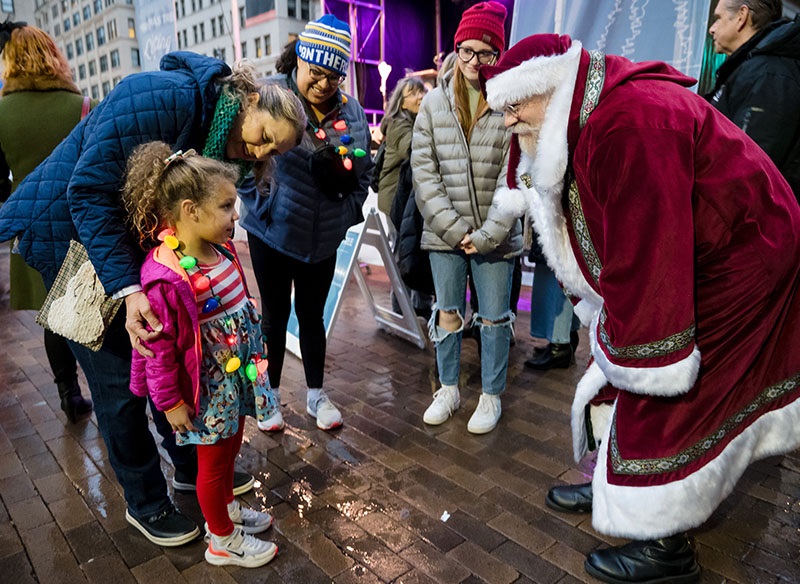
[529,261,580,344]
[67,311,194,518]
[428,251,515,395]
[247,234,337,389]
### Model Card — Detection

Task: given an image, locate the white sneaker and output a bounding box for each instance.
[307,390,343,430]
[423,386,460,425]
[257,409,285,432]
[205,527,277,568]
[467,393,501,434]
[228,500,273,534]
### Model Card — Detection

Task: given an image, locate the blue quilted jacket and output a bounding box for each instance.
[238,71,372,263]
[0,52,229,294]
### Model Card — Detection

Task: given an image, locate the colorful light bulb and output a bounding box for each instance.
[179,255,197,270]
[315,128,326,140]
[225,356,241,373]
[245,362,258,381]
[343,158,353,170]
[353,148,366,158]
[340,134,352,144]
[333,120,347,131]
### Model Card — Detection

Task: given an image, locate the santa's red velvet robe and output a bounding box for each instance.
[495,44,800,538]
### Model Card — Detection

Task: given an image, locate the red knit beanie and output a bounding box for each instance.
[454,1,508,54]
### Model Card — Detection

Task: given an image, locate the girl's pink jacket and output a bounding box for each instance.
[129,241,251,413]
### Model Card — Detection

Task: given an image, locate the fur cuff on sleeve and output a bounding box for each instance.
[493,187,528,218]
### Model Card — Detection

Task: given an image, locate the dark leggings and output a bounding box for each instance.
[247,234,337,389]
[44,329,79,386]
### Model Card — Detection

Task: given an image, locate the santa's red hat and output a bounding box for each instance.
[480,34,581,110]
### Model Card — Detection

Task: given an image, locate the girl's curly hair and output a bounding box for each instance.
[122,141,239,249]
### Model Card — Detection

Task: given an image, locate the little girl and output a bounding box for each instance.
[123,142,279,568]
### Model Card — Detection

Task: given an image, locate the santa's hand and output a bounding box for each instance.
[125,291,162,357]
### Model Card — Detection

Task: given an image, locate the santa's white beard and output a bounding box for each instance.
[516,131,540,159]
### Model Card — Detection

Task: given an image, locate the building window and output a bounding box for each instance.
[301,0,310,20]
[91,85,99,100]
[110,48,120,67]
[107,19,117,40]
[86,32,94,51]
[61,0,68,11]
[89,59,96,75]
[254,37,262,58]
[99,54,108,72]
[287,0,296,18]
[79,63,86,79]
[179,0,185,17]
[199,22,205,41]
[128,18,135,38]
[63,18,70,32]
[66,42,74,58]
[198,0,202,8]
[54,23,61,37]
[264,34,271,56]
[93,0,101,13]
[75,37,83,55]
[73,12,80,26]
[131,48,140,68]
[102,81,111,97]
[83,5,91,20]
[177,34,182,49]
[240,41,246,59]
[113,76,121,87]
[211,18,216,37]
[82,88,88,96]
[52,5,59,18]
[104,0,114,6]
[96,26,106,46]
[70,67,76,80]
[217,15,223,34]
[191,0,195,11]
[193,24,197,44]
[182,29,187,47]
[219,47,225,61]
[239,6,245,28]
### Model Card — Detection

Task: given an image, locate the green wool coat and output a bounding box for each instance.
[0,76,93,310]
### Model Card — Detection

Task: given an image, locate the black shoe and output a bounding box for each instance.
[524,343,572,370]
[173,470,256,496]
[125,507,200,547]
[585,534,700,583]
[545,482,593,513]
[57,381,93,424]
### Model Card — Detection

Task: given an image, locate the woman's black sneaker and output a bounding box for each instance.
[125,507,200,547]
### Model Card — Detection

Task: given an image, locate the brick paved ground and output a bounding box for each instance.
[0,242,798,583]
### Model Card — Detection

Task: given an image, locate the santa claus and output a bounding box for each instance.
[481,34,800,584]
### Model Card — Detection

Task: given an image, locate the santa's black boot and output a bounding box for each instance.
[585,534,700,583]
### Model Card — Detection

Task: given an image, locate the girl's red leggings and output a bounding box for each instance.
[196,418,245,536]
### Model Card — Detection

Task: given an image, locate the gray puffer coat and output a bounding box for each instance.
[411,73,522,258]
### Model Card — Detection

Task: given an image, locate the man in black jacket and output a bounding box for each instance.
[708,0,800,198]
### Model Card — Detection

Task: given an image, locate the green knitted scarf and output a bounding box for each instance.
[202,88,254,183]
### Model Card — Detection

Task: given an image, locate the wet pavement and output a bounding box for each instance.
[0,241,798,583]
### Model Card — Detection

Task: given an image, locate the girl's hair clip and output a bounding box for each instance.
[164,148,197,167]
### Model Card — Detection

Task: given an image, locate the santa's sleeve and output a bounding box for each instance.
[586,127,700,397]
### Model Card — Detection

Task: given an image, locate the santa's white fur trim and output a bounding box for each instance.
[571,361,609,462]
[574,298,600,327]
[589,312,701,396]
[592,393,800,539]
[486,42,583,114]
[493,187,527,218]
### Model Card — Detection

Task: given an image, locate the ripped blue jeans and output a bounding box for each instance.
[428,251,515,395]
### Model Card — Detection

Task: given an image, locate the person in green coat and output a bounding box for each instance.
[0,21,93,423]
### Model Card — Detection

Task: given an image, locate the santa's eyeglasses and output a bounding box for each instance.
[456,45,499,65]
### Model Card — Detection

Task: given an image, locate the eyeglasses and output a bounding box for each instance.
[305,61,346,86]
[456,45,499,65]
[503,102,524,117]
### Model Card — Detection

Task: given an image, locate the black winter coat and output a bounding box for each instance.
[391,160,434,295]
[707,16,800,199]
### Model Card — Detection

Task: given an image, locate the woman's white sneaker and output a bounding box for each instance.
[257,409,285,432]
[467,393,501,434]
[423,386,460,425]
[307,390,343,430]
[205,528,277,568]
